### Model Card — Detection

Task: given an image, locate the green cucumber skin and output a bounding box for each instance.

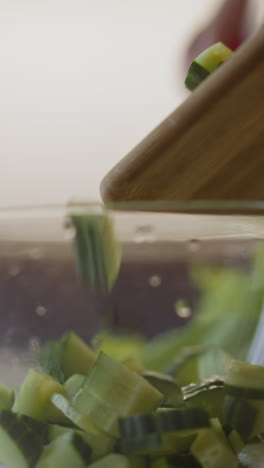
[0,411,48,468]
[225,383,264,400]
[223,395,257,440]
[36,431,91,468]
[185,62,210,91]
[143,372,183,406]
[185,41,233,90]
[0,385,15,411]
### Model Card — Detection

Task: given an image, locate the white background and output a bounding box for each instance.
[0,0,261,208]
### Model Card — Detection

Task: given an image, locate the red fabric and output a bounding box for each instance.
[185,0,251,69]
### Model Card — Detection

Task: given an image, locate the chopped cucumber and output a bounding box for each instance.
[48,423,74,441]
[143,371,183,405]
[0,410,48,468]
[190,426,239,468]
[12,369,68,423]
[72,351,164,436]
[151,457,172,468]
[36,431,92,468]
[238,443,264,467]
[223,395,257,440]
[183,377,225,421]
[88,453,147,468]
[40,331,96,383]
[228,430,245,454]
[185,42,233,90]
[117,431,195,457]
[2,328,264,466]
[122,357,145,374]
[50,393,115,459]
[224,360,264,437]
[70,210,121,293]
[0,384,14,410]
[63,374,85,400]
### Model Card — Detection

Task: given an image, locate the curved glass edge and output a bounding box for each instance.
[1,201,264,243]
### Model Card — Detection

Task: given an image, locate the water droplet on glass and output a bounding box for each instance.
[149,275,162,288]
[63,217,76,240]
[29,248,44,260]
[134,225,156,243]
[188,239,200,252]
[175,300,192,319]
[28,337,40,353]
[35,305,47,317]
[8,264,21,278]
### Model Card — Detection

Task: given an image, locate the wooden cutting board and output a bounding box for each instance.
[100,25,264,207]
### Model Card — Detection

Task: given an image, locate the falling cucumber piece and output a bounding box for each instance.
[185,42,233,90]
[69,206,121,293]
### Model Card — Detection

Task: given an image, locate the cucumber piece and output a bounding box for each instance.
[228,430,245,454]
[63,374,85,400]
[185,42,233,90]
[48,423,73,441]
[223,395,257,440]
[225,360,264,391]
[119,413,156,438]
[40,331,96,383]
[238,443,264,467]
[12,369,68,423]
[119,408,209,440]
[50,394,115,459]
[167,452,202,467]
[88,453,147,468]
[72,352,164,436]
[36,431,92,468]
[0,410,48,468]
[224,360,264,436]
[183,377,225,421]
[61,332,96,380]
[117,431,194,457]
[116,433,162,455]
[118,408,208,457]
[70,209,121,293]
[0,384,15,410]
[151,456,172,468]
[143,372,183,405]
[190,426,239,468]
[155,407,210,433]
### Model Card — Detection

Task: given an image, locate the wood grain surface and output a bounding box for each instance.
[100,26,264,206]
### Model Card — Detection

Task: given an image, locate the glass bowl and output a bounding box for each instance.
[1,202,264,386]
